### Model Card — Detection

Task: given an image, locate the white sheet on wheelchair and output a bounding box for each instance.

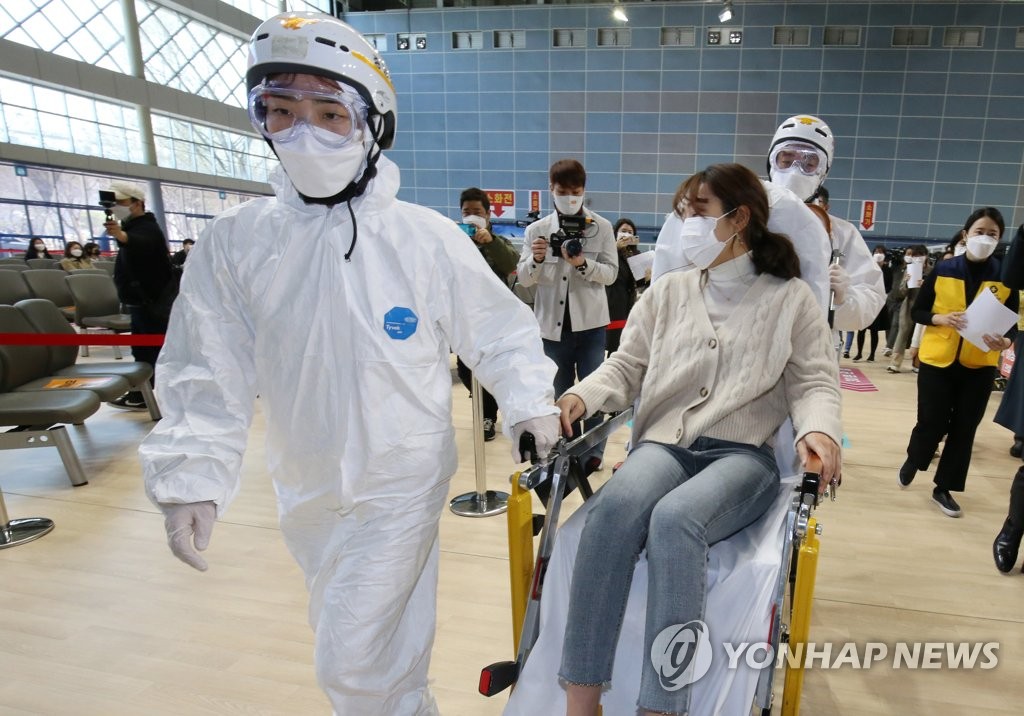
[503,476,796,716]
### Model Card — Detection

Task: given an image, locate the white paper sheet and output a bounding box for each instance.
[906,261,924,289]
[958,287,1018,351]
[626,250,655,281]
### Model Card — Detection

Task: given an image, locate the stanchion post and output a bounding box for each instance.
[450,375,509,517]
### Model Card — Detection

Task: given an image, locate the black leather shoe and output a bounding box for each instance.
[898,460,916,489]
[993,518,1023,574]
[932,489,962,518]
[1011,439,1023,459]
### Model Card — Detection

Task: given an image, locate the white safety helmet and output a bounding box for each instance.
[767,115,834,177]
[247,12,396,150]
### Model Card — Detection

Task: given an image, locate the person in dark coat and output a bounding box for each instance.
[994,222,1024,572]
[605,218,648,354]
[106,180,173,410]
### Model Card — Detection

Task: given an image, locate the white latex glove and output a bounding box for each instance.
[161,501,217,572]
[829,263,850,305]
[511,414,560,464]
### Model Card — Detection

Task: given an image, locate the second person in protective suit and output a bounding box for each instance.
[139,12,560,715]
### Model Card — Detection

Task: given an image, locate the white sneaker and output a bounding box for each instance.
[882,347,893,357]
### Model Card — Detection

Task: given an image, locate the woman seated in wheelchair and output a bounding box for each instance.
[554,163,842,716]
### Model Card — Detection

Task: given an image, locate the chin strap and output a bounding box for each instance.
[344,198,358,262]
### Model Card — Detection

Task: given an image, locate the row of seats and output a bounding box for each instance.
[0,268,129,329]
[0,299,160,486]
[0,257,116,275]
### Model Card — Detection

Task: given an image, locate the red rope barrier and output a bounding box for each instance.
[0,333,165,346]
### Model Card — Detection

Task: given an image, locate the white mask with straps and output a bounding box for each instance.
[273,125,367,199]
[966,235,997,260]
[111,205,132,221]
[770,170,820,203]
[553,193,584,215]
[463,214,488,230]
[680,209,737,271]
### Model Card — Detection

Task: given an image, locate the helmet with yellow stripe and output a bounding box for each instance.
[247,12,397,149]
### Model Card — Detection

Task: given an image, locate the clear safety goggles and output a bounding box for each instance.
[248,82,368,149]
[770,143,824,176]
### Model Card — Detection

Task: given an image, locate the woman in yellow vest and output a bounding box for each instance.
[898,207,1017,518]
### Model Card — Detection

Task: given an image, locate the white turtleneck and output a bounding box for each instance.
[703,251,758,327]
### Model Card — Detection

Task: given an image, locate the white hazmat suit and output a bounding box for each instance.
[140,158,558,714]
[826,213,886,331]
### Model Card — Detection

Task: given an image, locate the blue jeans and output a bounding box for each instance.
[543,325,607,462]
[560,438,780,714]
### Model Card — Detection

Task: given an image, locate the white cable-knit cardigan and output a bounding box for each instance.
[567,268,842,450]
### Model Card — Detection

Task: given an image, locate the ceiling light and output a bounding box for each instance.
[613,6,628,23]
[718,1,733,23]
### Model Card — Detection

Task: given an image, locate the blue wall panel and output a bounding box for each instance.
[354,1,1024,235]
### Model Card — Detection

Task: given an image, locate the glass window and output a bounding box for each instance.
[0,0,129,72]
[70,119,103,161]
[60,207,97,243]
[22,169,57,202]
[39,113,73,153]
[28,205,62,237]
[0,166,24,200]
[33,86,66,115]
[0,77,137,161]
[0,200,31,235]
[6,106,42,147]
[138,0,248,108]
[0,78,35,108]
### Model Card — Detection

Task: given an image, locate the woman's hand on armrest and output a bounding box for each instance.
[555,394,587,437]
[797,431,842,490]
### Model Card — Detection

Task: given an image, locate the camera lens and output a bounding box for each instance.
[565,238,583,258]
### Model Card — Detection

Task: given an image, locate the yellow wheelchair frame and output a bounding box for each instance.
[478,409,831,716]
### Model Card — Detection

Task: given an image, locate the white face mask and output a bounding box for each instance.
[553,192,584,215]
[966,235,997,260]
[463,214,488,230]
[680,209,737,270]
[273,126,366,199]
[70,248,83,258]
[769,169,821,203]
[953,244,967,257]
[912,256,926,265]
[873,253,885,264]
[111,204,132,221]
[33,244,45,252]
[904,255,913,265]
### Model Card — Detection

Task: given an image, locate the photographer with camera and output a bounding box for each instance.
[517,159,617,473]
[455,187,520,440]
[103,181,174,410]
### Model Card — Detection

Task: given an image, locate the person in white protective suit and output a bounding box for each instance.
[767,114,886,332]
[138,12,560,715]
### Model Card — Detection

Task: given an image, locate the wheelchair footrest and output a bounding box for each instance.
[479,660,519,696]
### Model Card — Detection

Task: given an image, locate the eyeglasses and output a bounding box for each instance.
[248,83,367,149]
[770,144,823,176]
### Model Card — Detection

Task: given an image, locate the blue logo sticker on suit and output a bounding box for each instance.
[383,306,418,340]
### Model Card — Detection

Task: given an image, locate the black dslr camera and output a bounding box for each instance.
[98,190,116,221]
[548,214,589,258]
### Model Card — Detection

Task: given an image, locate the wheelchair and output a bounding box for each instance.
[479,408,834,716]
